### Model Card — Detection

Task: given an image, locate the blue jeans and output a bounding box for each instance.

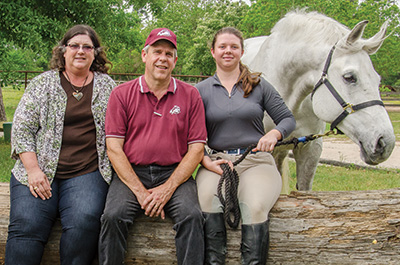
[99,164,204,265]
[5,170,108,265]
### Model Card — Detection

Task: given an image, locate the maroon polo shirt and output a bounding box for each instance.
[105,76,207,166]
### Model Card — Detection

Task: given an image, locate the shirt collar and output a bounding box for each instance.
[139,76,177,94]
[212,73,242,86]
[211,73,242,93]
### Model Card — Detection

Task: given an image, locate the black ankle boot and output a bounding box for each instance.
[203,212,227,265]
[240,220,270,265]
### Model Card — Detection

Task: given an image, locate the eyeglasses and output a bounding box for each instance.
[66,43,95,52]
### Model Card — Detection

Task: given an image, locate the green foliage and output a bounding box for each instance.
[142,0,246,75]
[181,0,248,75]
[0,0,147,75]
[241,0,297,37]
[352,0,400,87]
[111,49,145,74]
[0,44,46,87]
[380,85,392,93]
[241,0,400,86]
[0,0,399,86]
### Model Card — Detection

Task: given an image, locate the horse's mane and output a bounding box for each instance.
[272,9,350,45]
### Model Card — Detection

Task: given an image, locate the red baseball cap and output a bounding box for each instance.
[144,28,177,49]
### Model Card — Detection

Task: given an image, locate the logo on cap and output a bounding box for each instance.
[157,29,172,37]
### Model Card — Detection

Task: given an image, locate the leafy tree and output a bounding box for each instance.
[0,0,399,89]
[0,0,148,70]
[0,0,153,120]
[241,0,359,37]
[182,0,248,75]
[241,0,399,87]
[143,0,216,74]
[241,0,297,37]
[354,0,400,86]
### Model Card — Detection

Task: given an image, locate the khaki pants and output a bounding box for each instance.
[196,152,282,225]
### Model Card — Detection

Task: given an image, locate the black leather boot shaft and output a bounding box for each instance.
[240,220,270,265]
[203,212,227,265]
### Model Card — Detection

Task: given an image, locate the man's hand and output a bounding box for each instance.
[141,142,205,219]
[107,137,156,214]
[142,183,174,219]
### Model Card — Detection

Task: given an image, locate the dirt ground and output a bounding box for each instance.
[320,137,400,169]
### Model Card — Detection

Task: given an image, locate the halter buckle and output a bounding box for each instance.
[321,73,327,82]
[343,103,355,114]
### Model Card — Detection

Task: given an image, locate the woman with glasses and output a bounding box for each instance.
[6,24,116,265]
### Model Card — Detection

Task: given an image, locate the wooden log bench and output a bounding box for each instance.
[0,182,399,264]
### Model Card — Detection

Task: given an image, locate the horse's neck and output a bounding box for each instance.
[258,40,330,112]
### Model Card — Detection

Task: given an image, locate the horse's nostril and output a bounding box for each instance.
[375,137,386,154]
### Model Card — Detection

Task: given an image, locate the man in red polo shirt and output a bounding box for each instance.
[99,28,207,265]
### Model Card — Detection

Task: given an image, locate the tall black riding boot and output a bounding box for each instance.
[203,212,227,265]
[240,220,270,265]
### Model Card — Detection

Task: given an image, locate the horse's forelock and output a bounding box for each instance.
[272,10,349,45]
[336,38,364,53]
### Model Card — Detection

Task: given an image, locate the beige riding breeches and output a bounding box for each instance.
[196,151,282,225]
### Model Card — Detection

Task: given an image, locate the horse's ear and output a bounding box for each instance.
[346,20,369,45]
[362,21,389,55]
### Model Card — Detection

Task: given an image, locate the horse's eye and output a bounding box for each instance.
[343,73,357,83]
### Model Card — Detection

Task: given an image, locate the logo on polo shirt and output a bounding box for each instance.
[158,29,172,37]
[169,105,181,115]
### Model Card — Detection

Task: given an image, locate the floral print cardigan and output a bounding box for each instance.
[11,70,116,185]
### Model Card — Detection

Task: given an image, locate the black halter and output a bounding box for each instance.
[311,45,384,132]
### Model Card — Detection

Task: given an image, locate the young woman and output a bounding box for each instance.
[196,27,296,264]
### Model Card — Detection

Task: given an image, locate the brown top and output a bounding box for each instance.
[55,72,98,179]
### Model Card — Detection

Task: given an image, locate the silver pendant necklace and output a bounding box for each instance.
[64,72,89,101]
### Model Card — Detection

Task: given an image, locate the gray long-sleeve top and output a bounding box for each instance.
[196,74,296,151]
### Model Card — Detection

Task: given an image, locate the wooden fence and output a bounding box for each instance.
[0,70,209,88]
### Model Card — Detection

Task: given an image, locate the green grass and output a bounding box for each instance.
[1,86,24,181]
[1,85,24,122]
[0,138,12,182]
[288,161,400,192]
[381,92,400,99]
[388,112,400,140]
[384,100,400,105]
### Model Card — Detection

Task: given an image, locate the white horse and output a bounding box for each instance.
[242,10,395,191]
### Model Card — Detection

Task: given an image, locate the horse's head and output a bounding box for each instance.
[311,20,395,165]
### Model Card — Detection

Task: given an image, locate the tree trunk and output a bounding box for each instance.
[0,183,398,264]
[0,87,7,121]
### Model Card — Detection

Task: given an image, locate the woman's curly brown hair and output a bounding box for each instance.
[49,24,112,74]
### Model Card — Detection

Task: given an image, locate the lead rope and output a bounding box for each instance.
[217,143,257,229]
[216,130,338,229]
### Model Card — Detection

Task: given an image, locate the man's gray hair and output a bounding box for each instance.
[143,44,177,58]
